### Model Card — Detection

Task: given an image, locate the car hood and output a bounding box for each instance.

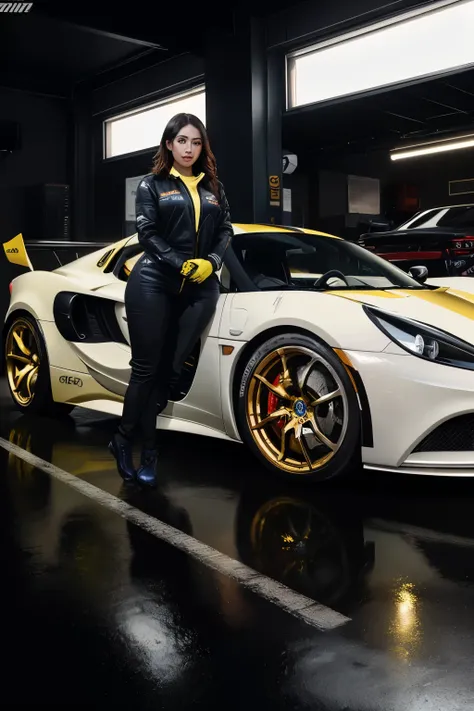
[327,286,474,344]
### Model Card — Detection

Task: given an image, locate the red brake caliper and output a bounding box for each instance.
[267,374,285,429]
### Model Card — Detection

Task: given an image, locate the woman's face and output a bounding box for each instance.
[166,123,203,171]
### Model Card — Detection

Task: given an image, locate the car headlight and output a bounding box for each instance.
[364,305,474,370]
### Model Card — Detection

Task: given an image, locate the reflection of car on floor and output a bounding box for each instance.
[359,204,474,277]
[5,224,474,482]
[236,485,374,609]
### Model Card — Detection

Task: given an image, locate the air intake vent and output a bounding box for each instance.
[414,414,474,452]
[97,249,114,268]
[53,291,127,344]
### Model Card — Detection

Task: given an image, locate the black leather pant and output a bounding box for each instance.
[118,255,220,449]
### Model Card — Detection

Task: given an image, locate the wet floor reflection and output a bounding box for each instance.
[234,486,375,613]
[4,411,377,615]
[1,441,292,707]
[388,581,422,662]
[5,405,474,672]
[7,388,474,707]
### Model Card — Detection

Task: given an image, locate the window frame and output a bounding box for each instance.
[285,0,472,111]
[103,85,206,160]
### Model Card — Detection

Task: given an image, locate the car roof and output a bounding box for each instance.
[231,223,341,238]
[119,223,340,247]
[93,223,341,272]
[417,203,474,211]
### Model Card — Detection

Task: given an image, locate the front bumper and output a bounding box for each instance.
[348,349,474,475]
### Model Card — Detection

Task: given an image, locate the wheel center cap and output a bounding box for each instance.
[294,399,307,417]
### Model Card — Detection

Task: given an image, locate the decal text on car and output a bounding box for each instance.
[59,375,83,387]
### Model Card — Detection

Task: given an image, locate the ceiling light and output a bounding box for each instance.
[390,135,474,161]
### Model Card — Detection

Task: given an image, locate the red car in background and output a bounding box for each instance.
[358,204,474,277]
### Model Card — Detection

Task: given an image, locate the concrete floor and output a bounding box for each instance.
[2,378,474,709]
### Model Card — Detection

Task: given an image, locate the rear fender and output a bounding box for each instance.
[6,271,97,323]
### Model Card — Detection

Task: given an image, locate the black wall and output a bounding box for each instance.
[282,145,474,238]
[315,148,474,213]
[0,87,70,243]
[93,145,156,242]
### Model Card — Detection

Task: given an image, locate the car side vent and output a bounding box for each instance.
[53,291,128,345]
[97,249,114,268]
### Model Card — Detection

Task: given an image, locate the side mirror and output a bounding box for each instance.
[370,221,392,232]
[409,265,428,283]
[361,219,393,233]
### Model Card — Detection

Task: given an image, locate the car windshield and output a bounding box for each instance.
[233,231,425,291]
[398,206,474,230]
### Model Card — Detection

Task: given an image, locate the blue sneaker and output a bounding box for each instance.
[108,432,136,483]
[136,449,158,488]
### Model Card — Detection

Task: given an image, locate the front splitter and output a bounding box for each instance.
[364,464,474,477]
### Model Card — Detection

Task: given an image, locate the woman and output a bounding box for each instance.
[109,112,233,488]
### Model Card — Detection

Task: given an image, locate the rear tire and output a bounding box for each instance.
[236,333,360,483]
[4,314,74,417]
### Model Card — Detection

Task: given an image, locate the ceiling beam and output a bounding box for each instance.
[0,76,69,99]
[32,3,232,54]
[34,2,173,50]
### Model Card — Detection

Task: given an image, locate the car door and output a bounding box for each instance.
[94,279,231,432]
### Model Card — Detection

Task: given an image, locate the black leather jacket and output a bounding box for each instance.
[135,171,233,290]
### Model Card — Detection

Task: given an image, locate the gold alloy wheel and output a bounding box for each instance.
[246,345,348,474]
[5,318,41,407]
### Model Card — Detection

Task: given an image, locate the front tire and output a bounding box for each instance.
[237,333,360,483]
[4,314,74,417]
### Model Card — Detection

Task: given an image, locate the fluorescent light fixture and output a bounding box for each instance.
[390,134,474,161]
[287,0,474,109]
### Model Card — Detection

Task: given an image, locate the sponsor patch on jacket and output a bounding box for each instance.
[205,194,219,206]
[159,190,184,202]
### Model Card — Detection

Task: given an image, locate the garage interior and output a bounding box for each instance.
[0,0,294,245]
[2,0,461,249]
[5,3,474,710]
[3,2,473,251]
[282,4,474,241]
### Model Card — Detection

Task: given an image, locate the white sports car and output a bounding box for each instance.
[4,224,474,482]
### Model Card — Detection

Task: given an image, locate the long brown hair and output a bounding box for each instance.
[152,113,222,203]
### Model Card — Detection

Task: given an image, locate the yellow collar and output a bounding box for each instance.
[170,166,205,183]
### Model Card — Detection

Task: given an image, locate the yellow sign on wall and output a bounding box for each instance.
[269,175,281,206]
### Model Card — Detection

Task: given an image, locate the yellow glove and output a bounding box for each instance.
[181,258,213,284]
[181,260,197,278]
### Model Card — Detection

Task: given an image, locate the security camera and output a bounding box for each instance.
[282,151,298,175]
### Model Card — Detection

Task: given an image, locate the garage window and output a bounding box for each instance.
[104,86,206,159]
[287,0,474,109]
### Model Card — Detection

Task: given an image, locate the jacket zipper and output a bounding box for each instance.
[177,177,200,292]
[179,179,200,256]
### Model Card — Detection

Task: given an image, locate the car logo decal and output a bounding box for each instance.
[294,399,307,417]
[59,375,83,387]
